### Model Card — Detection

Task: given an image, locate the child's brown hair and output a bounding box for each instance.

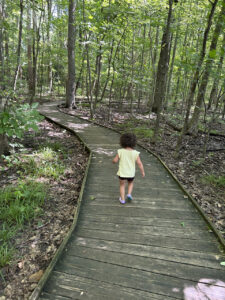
[120,133,137,148]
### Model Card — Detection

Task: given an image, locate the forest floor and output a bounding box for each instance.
[0,101,224,299]
[0,120,89,299]
[60,104,225,241]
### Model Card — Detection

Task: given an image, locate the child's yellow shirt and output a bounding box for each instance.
[117,148,140,178]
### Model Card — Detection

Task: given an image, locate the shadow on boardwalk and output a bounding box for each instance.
[32,103,225,300]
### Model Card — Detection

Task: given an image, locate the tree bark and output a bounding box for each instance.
[152,0,173,143]
[27,1,33,98]
[66,0,76,109]
[47,0,53,93]
[0,1,5,102]
[0,134,10,156]
[151,0,173,114]
[13,0,24,91]
[29,3,42,104]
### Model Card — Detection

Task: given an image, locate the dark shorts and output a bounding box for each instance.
[118,176,134,182]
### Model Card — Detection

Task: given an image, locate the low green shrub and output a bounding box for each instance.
[0,180,47,226]
[202,175,225,187]
[133,127,154,139]
[0,243,14,268]
[15,147,66,179]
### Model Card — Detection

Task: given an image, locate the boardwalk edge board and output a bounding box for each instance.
[58,104,225,251]
[29,113,92,300]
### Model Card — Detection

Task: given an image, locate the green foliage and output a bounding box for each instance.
[40,141,66,153]
[191,159,204,167]
[202,175,225,187]
[5,147,66,180]
[133,127,154,139]
[0,103,43,139]
[0,243,14,268]
[0,180,47,225]
[0,224,16,243]
[0,178,47,268]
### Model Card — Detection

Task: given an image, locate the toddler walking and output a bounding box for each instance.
[113,133,145,204]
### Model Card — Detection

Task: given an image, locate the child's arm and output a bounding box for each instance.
[112,154,119,164]
[136,155,145,177]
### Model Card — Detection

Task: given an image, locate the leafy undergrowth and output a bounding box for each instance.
[0,120,88,299]
[60,104,225,240]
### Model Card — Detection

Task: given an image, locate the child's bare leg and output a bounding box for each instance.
[119,179,126,201]
[127,181,134,196]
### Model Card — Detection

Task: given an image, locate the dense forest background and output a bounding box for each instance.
[0,0,225,152]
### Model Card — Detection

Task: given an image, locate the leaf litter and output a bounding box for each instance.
[0,120,88,299]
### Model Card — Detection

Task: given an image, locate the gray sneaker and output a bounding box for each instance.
[126,194,133,202]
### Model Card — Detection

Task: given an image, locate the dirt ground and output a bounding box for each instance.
[60,105,225,240]
[0,120,89,299]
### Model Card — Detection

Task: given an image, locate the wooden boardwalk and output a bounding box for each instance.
[35,103,225,300]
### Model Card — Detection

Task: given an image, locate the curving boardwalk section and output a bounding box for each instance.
[37,103,225,300]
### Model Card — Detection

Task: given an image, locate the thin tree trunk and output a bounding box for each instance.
[27,2,33,98]
[66,0,76,108]
[0,1,5,101]
[13,0,24,91]
[148,25,159,107]
[30,2,43,104]
[100,40,115,102]
[93,35,105,109]
[47,0,53,93]
[152,0,173,143]
[166,24,179,104]
[138,24,146,111]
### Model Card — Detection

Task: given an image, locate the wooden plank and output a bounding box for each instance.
[74,228,219,253]
[77,219,214,240]
[69,236,225,269]
[55,256,225,299]
[83,186,186,198]
[82,197,199,210]
[79,205,201,220]
[65,245,225,283]
[82,199,197,212]
[39,293,70,300]
[78,213,207,228]
[43,271,167,300]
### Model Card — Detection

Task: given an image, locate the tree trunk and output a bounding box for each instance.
[0,1,5,102]
[47,0,53,93]
[138,24,146,111]
[66,0,76,108]
[27,2,33,98]
[188,0,225,133]
[29,3,42,104]
[152,0,173,143]
[0,134,10,156]
[166,24,179,104]
[13,0,24,91]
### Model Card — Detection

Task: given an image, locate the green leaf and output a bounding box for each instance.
[209,49,217,59]
[180,222,185,227]
[90,196,96,200]
[220,262,225,266]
